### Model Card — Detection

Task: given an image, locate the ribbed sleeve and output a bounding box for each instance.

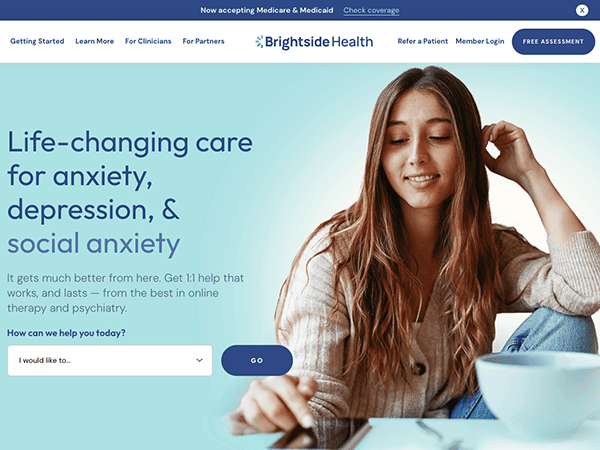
[498,226,600,316]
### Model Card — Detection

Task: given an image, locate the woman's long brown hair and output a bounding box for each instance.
[275,66,503,396]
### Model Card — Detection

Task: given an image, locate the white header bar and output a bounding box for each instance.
[1,21,598,63]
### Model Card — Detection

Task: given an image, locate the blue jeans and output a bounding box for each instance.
[450,307,598,419]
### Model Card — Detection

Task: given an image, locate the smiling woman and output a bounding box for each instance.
[226,66,600,435]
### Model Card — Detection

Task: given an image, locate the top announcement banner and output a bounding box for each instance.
[0,0,598,21]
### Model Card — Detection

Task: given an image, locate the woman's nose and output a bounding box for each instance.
[408,139,430,165]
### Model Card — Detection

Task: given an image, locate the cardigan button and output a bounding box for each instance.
[412,362,426,376]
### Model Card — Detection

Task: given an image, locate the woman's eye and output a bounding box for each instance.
[390,139,408,145]
[430,136,450,142]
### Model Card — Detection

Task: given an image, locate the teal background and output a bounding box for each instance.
[1,64,599,449]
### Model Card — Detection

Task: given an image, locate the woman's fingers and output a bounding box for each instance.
[487,121,516,142]
[481,121,540,184]
[482,124,494,144]
[481,148,496,171]
[240,375,317,433]
[488,121,504,142]
[297,376,318,400]
[481,124,498,171]
[483,121,518,143]
[239,393,280,433]
[254,379,301,430]
[269,376,315,428]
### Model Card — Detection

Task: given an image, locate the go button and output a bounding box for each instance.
[512,29,595,55]
[221,345,293,376]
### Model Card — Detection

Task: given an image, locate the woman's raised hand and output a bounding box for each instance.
[482,121,543,187]
[482,120,585,245]
[237,375,318,433]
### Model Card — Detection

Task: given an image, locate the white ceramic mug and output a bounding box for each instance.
[476,351,600,439]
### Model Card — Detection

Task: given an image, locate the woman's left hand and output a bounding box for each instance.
[482,121,543,187]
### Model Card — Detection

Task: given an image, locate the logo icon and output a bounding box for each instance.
[255,35,264,48]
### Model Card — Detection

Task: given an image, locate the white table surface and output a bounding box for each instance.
[217,418,600,450]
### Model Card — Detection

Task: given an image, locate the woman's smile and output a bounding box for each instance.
[404,173,441,185]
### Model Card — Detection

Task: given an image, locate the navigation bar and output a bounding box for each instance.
[1,22,597,62]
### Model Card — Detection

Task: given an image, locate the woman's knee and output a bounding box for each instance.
[504,307,598,354]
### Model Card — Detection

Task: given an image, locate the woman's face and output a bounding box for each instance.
[381,89,459,215]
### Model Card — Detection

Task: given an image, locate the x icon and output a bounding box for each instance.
[576,4,589,16]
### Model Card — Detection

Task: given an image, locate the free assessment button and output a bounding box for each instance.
[512,29,595,55]
[221,345,292,376]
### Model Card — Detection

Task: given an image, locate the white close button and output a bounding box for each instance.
[576,4,589,17]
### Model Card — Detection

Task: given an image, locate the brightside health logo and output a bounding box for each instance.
[258,35,373,51]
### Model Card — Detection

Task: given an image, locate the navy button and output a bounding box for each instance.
[512,29,595,55]
[222,345,293,376]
